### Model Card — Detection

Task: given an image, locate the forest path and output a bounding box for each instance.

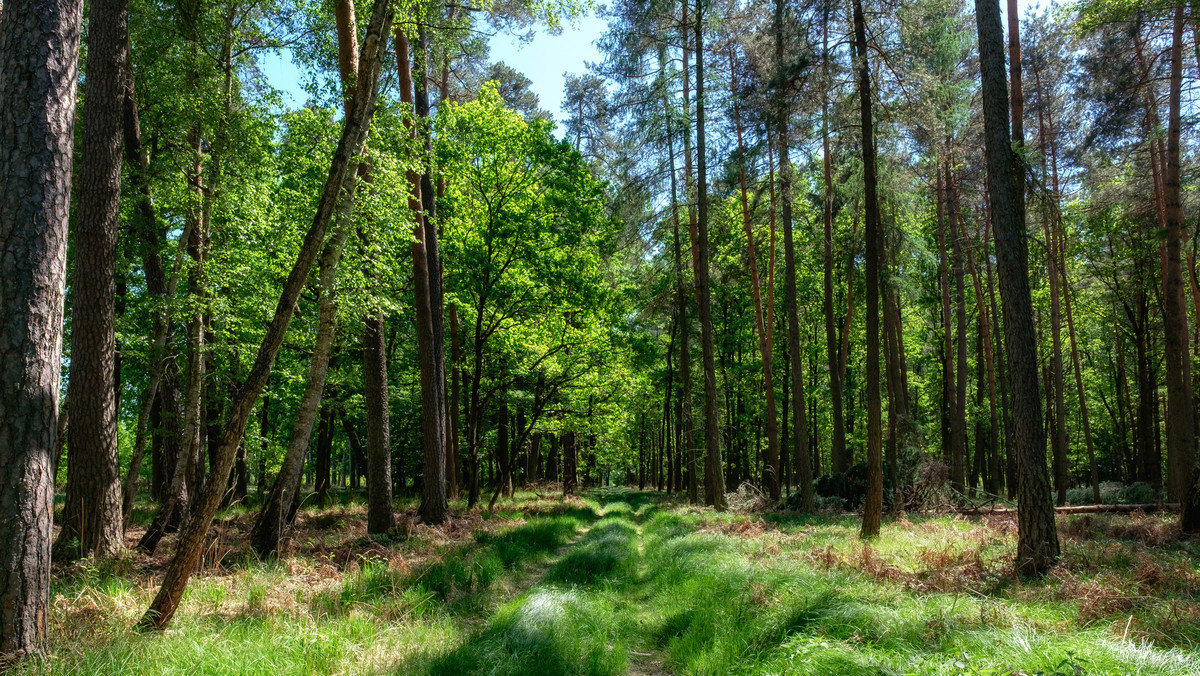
[424,489,677,675]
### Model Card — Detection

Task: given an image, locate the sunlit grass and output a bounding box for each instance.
[19,489,1200,675]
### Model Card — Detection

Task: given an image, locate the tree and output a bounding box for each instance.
[693,0,725,509]
[0,0,84,659]
[412,24,449,526]
[974,0,1059,576]
[138,0,394,630]
[775,0,813,513]
[54,0,128,560]
[854,0,884,538]
[729,47,781,501]
[1162,7,1199,533]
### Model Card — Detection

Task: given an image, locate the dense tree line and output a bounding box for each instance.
[1,0,1199,661]
[583,0,1199,569]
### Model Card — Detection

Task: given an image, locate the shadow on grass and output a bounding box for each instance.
[423,494,651,676]
[427,589,627,676]
[315,507,602,620]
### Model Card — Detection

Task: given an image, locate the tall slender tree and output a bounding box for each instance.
[693,0,725,508]
[1161,7,1199,533]
[854,0,884,537]
[250,0,358,556]
[414,24,449,524]
[730,47,781,500]
[975,0,1059,575]
[777,0,813,511]
[54,0,129,560]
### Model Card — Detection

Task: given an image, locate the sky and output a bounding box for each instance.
[257,11,608,129]
[258,2,1037,124]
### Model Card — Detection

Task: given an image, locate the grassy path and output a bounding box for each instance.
[420,491,1200,676]
[21,490,1200,675]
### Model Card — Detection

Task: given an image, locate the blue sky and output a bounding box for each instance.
[257,11,607,129]
[257,2,1035,122]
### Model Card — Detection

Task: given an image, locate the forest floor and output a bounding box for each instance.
[19,488,1200,675]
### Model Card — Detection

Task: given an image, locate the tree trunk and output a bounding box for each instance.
[250,0,360,554]
[55,0,128,560]
[138,2,392,630]
[936,165,958,484]
[1162,10,1200,532]
[0,0,82,658]
[822,6,847,476]
[957,207,1001,497]
[975,0,1059,576]
[1041,169,1069,506]
[946,168,969,493]
[563,432,578,496]
[363,313,394,532]
[693,0,725,509]
[680,1,700,505]
[314,403,334,505]
[775,74,814,508]
[854,0,884,538]
[250,224,348,554]
[729,47,780,501]
[662,44,695,504]
[411,28,449,525]
[448,303,462,500]
[488,400,511,510]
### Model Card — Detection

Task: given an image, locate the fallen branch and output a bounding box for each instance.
[958,503,1180,516]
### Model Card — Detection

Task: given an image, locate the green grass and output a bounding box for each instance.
[18,490,1200,675]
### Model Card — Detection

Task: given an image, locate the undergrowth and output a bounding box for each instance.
[17,489,1200,675]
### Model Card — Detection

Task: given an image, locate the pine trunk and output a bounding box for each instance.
[975,0,1059,576]
[0,0,82,657]
[693,0,725,508]
[855,0,884,537]
[56,0,128,560]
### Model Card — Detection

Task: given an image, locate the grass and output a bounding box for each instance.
[18,488,1200,675]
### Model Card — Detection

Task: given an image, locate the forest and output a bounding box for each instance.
[1,0,1199,672]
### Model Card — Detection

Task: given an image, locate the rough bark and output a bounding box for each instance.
[314,404,333,504]
[448,303,462,499]
[0,0,83,658]
[1163,10,1200,533]
[54,0,128,560]
[975,0,1059,575]
[363,313,394,532]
